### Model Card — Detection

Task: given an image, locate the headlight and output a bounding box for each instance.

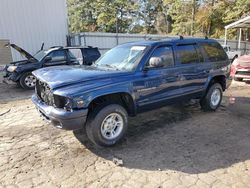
[64,98,73,111]
[73,98,85,109]
[54,95,85,110]
[7,66,17,72]
[64,98,84,110]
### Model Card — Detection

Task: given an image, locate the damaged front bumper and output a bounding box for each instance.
[3,68,19,84]
[32,94,88,130]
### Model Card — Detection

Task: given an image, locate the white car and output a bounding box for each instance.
[222,45,241,60]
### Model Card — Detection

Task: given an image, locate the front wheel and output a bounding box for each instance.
[200,83,223,111]
[86,104,128,146]
[19,72,36,90]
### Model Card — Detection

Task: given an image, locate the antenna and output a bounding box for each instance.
[205,36,208,39]
[41,42,44,50]
[179,35,184,40]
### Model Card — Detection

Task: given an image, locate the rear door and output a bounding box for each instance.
[175,43,209,96]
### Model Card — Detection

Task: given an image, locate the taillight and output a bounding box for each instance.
[230,59,238,76]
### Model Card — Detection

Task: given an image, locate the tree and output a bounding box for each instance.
[93,0,137,33]
[67,0,250,39]
[67,0,97,33]
[164,0,194,35]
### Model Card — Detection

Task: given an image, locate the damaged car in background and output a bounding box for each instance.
[3,43,101,89]
[230,55,250,81]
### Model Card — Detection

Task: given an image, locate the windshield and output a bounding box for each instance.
[34,50,48,61]
[95,45,147,71]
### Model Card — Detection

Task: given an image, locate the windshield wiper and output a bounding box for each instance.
[100,64,119,70]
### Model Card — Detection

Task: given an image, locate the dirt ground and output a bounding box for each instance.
[0,77,250,188]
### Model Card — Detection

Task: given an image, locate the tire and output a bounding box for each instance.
[86,104,128,147]
[234,77,243,82]
[19,72,36,90]
[200,83,223,111]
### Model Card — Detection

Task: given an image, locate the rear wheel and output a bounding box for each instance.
[19,72,36,90]
[86,104,128,146]
[200,83,223,111]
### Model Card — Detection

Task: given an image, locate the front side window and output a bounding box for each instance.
[47,50,66,61]
[202,43,228,62]
[147,46,174,68]
[95,45,147,71]
[176,44,200,64]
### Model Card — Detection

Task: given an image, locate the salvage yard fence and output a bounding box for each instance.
[68,32,250,55]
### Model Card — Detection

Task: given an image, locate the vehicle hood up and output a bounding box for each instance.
[5,43,37,62]
[32,65,130,89]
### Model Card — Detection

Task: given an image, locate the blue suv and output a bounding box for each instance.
[32,37,232,146]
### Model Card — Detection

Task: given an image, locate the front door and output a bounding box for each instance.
[43,50,67,67]
[134,45,182,109]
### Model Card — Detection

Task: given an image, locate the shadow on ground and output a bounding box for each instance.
[74,96,250,174]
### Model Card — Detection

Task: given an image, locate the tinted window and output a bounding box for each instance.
[201,43,227,62]
[48,50,66,61]
[86,48,100,55]
[176,44,200,64]
[149,46,174,67]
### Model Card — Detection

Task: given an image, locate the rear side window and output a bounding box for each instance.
[86,48,100,56]
[149,46,174,68]
[68,49,83,64]
[176,44,200,64]
[201,42,227,62]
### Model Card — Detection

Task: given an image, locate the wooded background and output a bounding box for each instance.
[67,0,250,40]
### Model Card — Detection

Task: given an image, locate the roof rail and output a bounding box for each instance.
[146,37,163,41]
[179,35,184,40]
[50,46,63,49]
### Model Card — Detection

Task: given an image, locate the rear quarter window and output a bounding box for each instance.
[201,42,228,62]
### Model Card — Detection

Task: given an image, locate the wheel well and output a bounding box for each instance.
[88,93,136,116]
[208,75,226,91]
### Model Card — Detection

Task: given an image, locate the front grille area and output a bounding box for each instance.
[35,80,55,106]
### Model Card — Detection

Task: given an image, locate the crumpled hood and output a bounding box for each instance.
[32,65,129,89]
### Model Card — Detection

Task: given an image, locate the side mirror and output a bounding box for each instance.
[44,56,52,62]
[148,57,164,68]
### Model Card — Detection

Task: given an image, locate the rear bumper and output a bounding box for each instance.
[32,94,88,130]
